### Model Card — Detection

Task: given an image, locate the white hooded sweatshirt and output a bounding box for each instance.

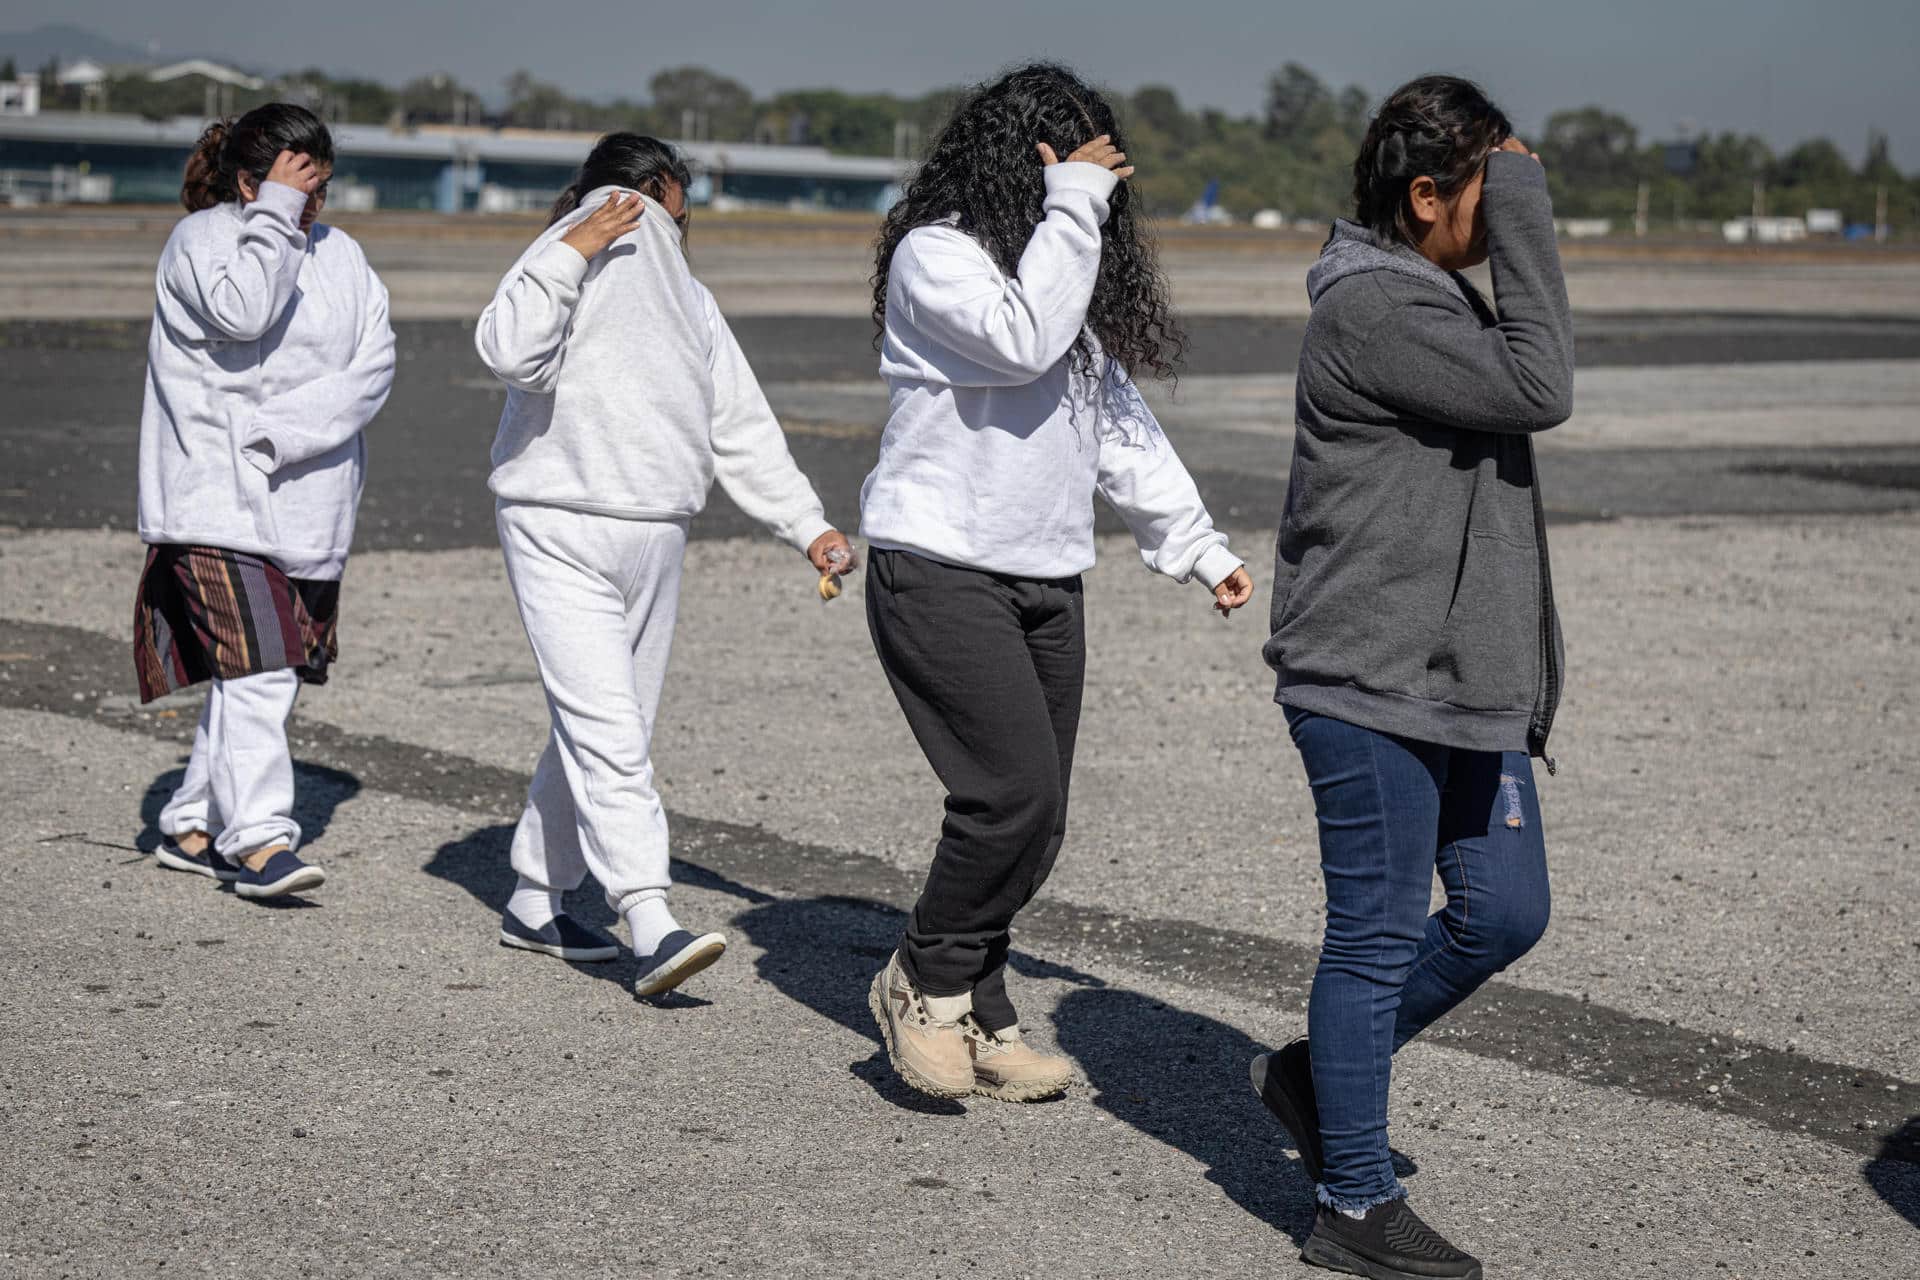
[858,161,1242,587]
[475,186,831,554]
[137,180,395,580]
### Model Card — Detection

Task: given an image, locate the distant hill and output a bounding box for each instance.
[0,22,160,70]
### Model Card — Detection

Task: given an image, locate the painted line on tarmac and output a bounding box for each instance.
[2,614,1913,1167]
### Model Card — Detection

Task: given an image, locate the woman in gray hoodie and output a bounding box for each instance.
[1250,76,1574,1280]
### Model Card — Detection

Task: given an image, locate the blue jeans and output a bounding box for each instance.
[1285,707,1551,1211]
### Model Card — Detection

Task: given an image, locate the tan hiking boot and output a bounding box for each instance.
[962,1016,1073,1102]
[868,953,974,1099]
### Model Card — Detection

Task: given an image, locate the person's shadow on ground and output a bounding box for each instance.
[136,759,361,909]
[677,860,1108,1117]
[1863,1115,1920,1232]
[680,862,967,1115]
[1053,985,1319,1246]
[424,824,712,1005]
[677,854,1316,1229]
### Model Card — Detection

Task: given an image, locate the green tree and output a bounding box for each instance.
[399,73,484,125]
[1539,107,1643,216]
[1129,84,1194,148]
[763,89,899,153]
[1264,62,1332,144]
[321,76,398,125]
[649,66,753,140]
[504,70,580,131]
[1862,130,1899,184]
[1776,138,1852,188]
[1690,131,1775,219]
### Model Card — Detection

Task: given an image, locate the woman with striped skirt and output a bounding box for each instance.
[133,103,393,899]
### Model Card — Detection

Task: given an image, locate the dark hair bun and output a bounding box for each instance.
[1374,131,1411,181]
[1352,76,1510,245]
[179,103,333,213]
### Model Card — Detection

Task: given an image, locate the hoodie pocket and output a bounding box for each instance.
[1426,531,1537,712]
[228,415,282,550]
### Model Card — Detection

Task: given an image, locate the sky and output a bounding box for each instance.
[8,0,1918,164]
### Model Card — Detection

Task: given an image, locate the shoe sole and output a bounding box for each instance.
[155,846,239,882]
[1302,1234,1481,1280]
[498,930,620,963]
[634,934,726,996]
[971,1074,1072,1103]
[1251,1052,1325,1184]
[866,971,972,1101]
[234,866,326,899]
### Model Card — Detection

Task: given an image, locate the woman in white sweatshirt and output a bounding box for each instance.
[861,64,1254,1102]
[135,103,394,900]
[476,134,855,998]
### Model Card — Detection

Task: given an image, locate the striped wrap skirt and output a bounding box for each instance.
[133,544,340,705]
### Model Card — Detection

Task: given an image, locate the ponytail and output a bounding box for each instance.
[1352,76,1510,246]
[546,181,588,226]
[178,103,334,214]
[181,119,233,211]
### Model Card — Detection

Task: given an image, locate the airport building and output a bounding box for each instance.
[0,111,908,212]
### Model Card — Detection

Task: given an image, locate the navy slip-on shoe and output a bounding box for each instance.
[633,929,727,997]
[154,836,239,882]
[499,911,621,963]
[1252,1037,1325,1185]
[232,848,325,899]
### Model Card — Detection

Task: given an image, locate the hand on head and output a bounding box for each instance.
[265,149,322,195]
[1497,135,1541,165]
[1036,134,1135,181]
[559,191,646,262]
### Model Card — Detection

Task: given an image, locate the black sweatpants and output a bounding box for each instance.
[865,547,1085,1033]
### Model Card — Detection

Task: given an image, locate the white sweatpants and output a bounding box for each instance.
[496,501,687,914]
[157,668,303,862]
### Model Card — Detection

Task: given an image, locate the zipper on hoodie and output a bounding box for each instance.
[1525,439,1560,773]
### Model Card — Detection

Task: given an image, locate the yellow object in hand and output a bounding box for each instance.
[817,572,842,602]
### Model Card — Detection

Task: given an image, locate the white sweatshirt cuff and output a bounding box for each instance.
[252,181,310,228]
[530,237,594,283]
[1043,162,1120,216]
[787,515,835,556]
[240,429,280,476]
[1192,543,1244,591]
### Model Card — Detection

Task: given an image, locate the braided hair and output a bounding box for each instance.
[871,62,1183,384]
[1352,76,1511,245]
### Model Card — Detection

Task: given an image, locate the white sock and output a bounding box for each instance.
[506,879,562,931]
[921,989,972,1024]
[623,895,680,956]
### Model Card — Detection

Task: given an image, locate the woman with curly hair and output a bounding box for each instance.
[861,62,1253,1103]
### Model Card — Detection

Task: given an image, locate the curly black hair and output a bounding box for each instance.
[871,62,1184,384]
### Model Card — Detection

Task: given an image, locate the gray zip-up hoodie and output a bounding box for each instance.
[1263,152,1574,758]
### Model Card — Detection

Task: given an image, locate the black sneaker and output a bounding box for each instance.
[154,835,239,883]
[1302,1198,1482,1279]
[499,911,621,962]
[232,848,325,899]
[633,930,727,997]
[1251,1037,1324,1184]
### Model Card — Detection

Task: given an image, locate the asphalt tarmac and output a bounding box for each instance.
[4,313,1918,549]
[1,271,1915,1277]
